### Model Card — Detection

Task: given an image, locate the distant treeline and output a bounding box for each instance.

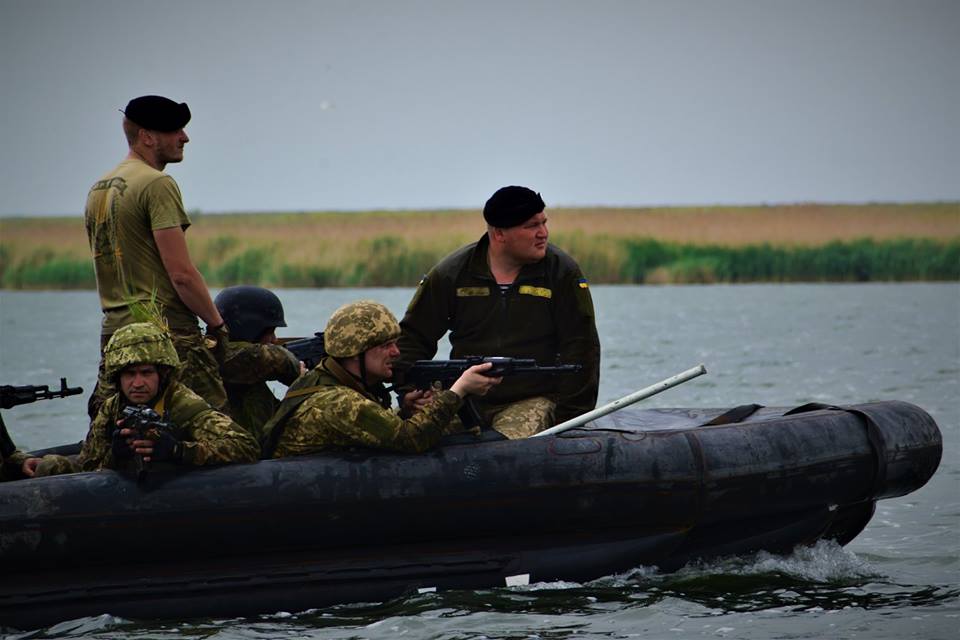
[1,204,957,289]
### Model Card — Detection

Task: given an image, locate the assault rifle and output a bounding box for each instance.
[283,332,326,369]
[120,404,177,481]
[401,356,582,390]
[1,378,83,410]
[397,356,582,430]
[0,378,83,459]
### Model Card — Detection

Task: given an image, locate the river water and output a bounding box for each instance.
[1,283,958,639]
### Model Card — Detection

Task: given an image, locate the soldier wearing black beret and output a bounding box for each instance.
[397,185,602,439]
[83,95,230,420]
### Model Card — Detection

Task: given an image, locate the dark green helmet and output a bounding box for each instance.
[104,323,180,378]
[324,300,400,358]
[215,286,287,343]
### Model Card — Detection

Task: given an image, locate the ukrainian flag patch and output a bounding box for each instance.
[577,278,589,289]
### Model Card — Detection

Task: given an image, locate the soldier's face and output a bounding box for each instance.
[120,364,160,405]
[499,212,548,264]
[363,339,401,382]
[258,328,278,345]
[149,128,189,164]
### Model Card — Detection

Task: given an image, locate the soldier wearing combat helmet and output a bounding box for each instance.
[214,286,302,438]
[262,301,499,458]
[77,323,259,472]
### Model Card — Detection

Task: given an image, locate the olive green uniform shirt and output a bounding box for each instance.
[85,157,196,335]
[79,380,260,471]
[271,357,462,458]
[398,234,601,424]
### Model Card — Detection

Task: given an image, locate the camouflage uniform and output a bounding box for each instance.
[79,323,259,471]
[398,233,601,437]
[0,449,30,482]
[220,340,300,438]
[264,301,462,457]
[268,357,461,457]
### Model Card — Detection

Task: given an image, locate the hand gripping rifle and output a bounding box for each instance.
[282,332,326,370]
[119,404,178,481]
[396,356,582,429]
[0,378,83,458]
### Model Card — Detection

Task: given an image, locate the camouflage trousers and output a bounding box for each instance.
[88,328,228,419]
[446,396,557,439]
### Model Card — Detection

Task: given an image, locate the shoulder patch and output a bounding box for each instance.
[518,285,552,299]
[577,278,589,289]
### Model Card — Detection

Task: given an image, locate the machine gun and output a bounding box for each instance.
[0,378,83,459]
[283,332,326,369]
[120,404,178,481]
[396,356,582,430]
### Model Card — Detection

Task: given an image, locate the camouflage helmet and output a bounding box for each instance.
[214,285,287,343]
[324,300,400,358]
[104,322,180,378]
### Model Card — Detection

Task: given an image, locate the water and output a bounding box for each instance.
[1,283,958,639]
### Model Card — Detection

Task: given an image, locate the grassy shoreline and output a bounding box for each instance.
[1,203,957,289]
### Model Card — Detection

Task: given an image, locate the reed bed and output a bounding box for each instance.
[1,203,956,289]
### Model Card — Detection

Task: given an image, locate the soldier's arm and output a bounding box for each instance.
[222,343,300,386]
[553,268,601,424]
[77,408,115,471]
[181,409,260,464]
[398,270,452,368]
[153,226,224,328]
[327,389,462,454]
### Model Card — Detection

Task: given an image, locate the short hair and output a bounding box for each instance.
[122,117,143,146]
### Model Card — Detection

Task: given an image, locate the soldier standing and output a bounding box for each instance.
[262,301,499,458]
[85,95,228,418]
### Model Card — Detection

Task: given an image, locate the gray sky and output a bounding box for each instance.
[1,0,957,217]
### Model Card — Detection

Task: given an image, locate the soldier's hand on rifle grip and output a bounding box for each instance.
[450,362,502,398]
[111,421,135,461]
[149,430,183,463]
[399,388,434,418]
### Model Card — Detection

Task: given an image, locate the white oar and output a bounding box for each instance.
[532,363,708,437]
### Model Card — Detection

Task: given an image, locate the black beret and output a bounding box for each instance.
[121,95,191,132]
[483,186,546,228]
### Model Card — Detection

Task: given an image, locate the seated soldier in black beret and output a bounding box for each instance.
[396,186,601,439]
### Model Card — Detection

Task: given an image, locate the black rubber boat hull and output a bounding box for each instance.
[0,400,942,629]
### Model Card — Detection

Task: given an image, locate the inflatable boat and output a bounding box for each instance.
[0,400,942,630]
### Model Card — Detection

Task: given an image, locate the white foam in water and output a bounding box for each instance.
[741,539,877,582]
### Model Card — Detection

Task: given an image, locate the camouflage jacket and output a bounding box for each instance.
[397,233,601,424]
[79,380,260,471]
[220,340,301,438]
[270,357,461,458]
[0,449,29,482]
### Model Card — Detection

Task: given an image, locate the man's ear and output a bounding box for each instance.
[138,128,157,148]
[489,226,506,244]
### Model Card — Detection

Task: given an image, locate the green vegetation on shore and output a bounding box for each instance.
[1,203,957,289]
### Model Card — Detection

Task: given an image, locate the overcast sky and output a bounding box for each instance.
[1,0,957,217]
